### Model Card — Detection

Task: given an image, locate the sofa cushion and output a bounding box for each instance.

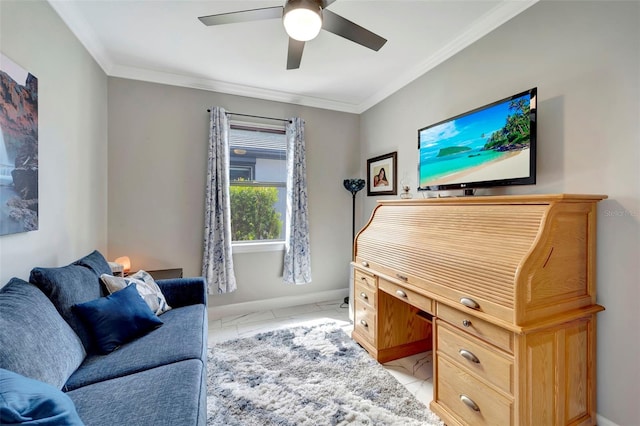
[100,271,171,315]
[0,278,86,389]
[73,250,112,277]
[67,359,204,426]
[29,255,106,352]
[64,304,206,391]
[73,284,164,354]
[0,368,83,425]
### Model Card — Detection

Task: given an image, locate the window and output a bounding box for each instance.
[230,165,254,181]
[228,124,287,243]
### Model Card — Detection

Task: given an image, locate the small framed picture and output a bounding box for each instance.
[367,151,397,196]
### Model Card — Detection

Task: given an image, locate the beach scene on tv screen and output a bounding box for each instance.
[419,93,532,188]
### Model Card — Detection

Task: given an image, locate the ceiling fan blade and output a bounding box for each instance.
[321,9,387,51]
[198,6,283,26]
[287,38,305,70]
[321,0,338,8]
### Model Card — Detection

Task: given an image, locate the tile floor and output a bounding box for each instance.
[208,299,434,408]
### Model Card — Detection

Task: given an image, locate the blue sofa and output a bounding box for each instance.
[0,251,208,425]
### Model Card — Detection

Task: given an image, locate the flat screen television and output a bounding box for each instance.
[418,87,537,195]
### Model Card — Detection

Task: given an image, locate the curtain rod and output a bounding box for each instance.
[206,109,291,123]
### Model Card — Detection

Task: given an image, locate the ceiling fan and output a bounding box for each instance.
[198,0,387,70]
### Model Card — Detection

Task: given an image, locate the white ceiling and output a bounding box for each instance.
[49,0,538,113]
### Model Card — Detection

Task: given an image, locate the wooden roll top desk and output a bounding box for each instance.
[351,194,606,426]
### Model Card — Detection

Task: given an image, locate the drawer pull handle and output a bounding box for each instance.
[360,292,368,301]
[360,276,368,281]
[460,297,480,310]
[361,261,369,267]
[459,349,480,364]
[460,394,480,412]
[462,319,472,328]
[396,274,408,281]
[395,290,407,298]
[360,319,368,328]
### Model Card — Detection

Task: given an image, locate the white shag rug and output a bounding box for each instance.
[207,322,444,426]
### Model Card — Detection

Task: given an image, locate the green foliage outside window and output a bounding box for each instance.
[230,185,282,241]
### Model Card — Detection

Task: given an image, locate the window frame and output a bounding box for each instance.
[228,121,287,252]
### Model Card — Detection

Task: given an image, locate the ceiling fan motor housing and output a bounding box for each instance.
[284,0,324,16]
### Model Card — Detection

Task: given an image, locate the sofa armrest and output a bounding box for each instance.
[157,277,207,308]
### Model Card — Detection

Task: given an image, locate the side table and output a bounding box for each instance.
[142,268,183,280]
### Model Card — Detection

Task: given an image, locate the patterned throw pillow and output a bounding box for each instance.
[100,271,171,315]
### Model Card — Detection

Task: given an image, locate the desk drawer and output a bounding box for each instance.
[354,304,376,344]
[437,320,513,395]
[437,356,513,426]
[438,303,513,354]
[354,270,377,292]
[355,281,377,309]
[379,278,433,314]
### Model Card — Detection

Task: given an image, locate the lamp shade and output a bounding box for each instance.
[114,256,131,273]
[343,178,366,195]
[283,0,323,42]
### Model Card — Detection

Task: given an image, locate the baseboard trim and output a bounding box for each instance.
[596,414,619,426]
[208,288,349,320]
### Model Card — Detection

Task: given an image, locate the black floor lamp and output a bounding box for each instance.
[343,178,366,260]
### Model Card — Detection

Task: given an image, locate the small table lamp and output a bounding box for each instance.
[114,256,131,276]
[343,179,366,260]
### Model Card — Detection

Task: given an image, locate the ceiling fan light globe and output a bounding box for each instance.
[283,2,322,42]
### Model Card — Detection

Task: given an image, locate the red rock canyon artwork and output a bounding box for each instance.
[0,53,38,236]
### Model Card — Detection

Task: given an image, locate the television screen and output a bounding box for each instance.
[418,88,536,193]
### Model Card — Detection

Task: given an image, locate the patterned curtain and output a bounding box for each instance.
[283,117,312,285]
[202,107,237,294]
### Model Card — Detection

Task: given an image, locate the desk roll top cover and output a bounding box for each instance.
[352,194,606,426]
[355,194,605,328]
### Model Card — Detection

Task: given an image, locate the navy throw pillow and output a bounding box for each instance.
[0,368,84,425]
[73,284,163,354]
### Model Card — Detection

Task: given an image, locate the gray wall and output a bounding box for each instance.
[1,1,637,423]
[359,2,639,425]
[0,0,108,284]
[107,78,360,308]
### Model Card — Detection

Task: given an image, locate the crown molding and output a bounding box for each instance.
[356,0,539,113]
[48,0,538,114]
[48,0,114,74]
[108,64,361,114]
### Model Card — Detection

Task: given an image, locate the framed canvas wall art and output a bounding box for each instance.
[0,53,38,236]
